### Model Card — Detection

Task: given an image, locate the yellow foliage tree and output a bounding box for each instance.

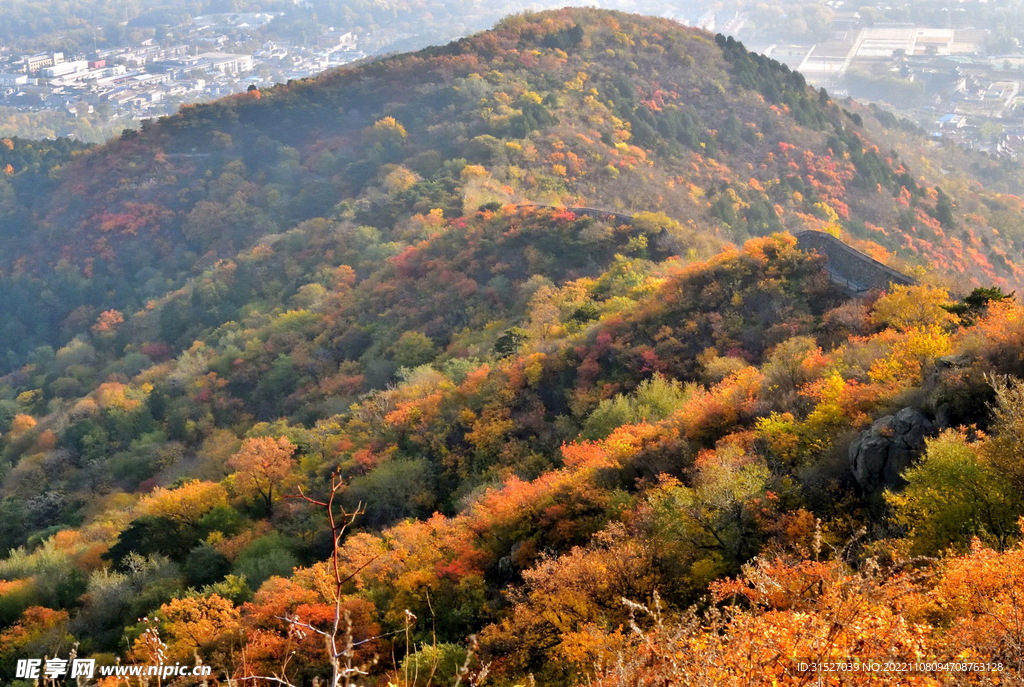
[868,325,953,386]
[137,480,228,526]
[871,284,956,332]
[371,116,406,144]
[152,594,240,661]
[8,414,36,436]
[228,436,298,515]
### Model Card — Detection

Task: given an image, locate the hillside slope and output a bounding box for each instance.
[5,9,1024,686]
[3,8,1023,369]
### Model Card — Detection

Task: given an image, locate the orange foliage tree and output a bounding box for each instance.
[228,436,299,515]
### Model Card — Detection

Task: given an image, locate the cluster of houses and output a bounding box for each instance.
[738,13,1024,161]
[898,56,1024,159]
[0,12,365,130]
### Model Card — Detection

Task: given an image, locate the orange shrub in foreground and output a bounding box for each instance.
[583,534,1024,686]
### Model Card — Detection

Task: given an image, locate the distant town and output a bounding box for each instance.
[671,7,1024,161]
[0,12,368,138]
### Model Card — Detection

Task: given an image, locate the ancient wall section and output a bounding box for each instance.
[795,230,916,293]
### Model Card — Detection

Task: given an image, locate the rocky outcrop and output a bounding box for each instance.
[849,408,934,493]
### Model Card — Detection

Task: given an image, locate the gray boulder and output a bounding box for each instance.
[849,408,933,493]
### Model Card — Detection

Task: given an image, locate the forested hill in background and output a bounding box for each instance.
[8,9,1024,685]
[5,8,1024,372]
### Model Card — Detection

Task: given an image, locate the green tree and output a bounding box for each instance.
[887,430,1020,554]
[103,516,197,566]
[233,534,298,590]
[648,450,770,594]
[985,376,1024,492]
[943,287,1014,323]
[934,188,957,229]
[494,327,528,357]
[343,458,436,527]
[183,545,232,588]
[582,374,691,439]
[390,331,439,368]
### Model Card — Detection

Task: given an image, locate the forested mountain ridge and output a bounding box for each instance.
[5,9,1024,686]
[4,8,1022,369]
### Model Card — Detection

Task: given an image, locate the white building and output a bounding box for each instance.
[193,52,254,74]
[42,60,89,78]
[24,52,62,72]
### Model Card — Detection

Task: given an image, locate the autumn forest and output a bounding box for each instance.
[4,8,1024,686]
